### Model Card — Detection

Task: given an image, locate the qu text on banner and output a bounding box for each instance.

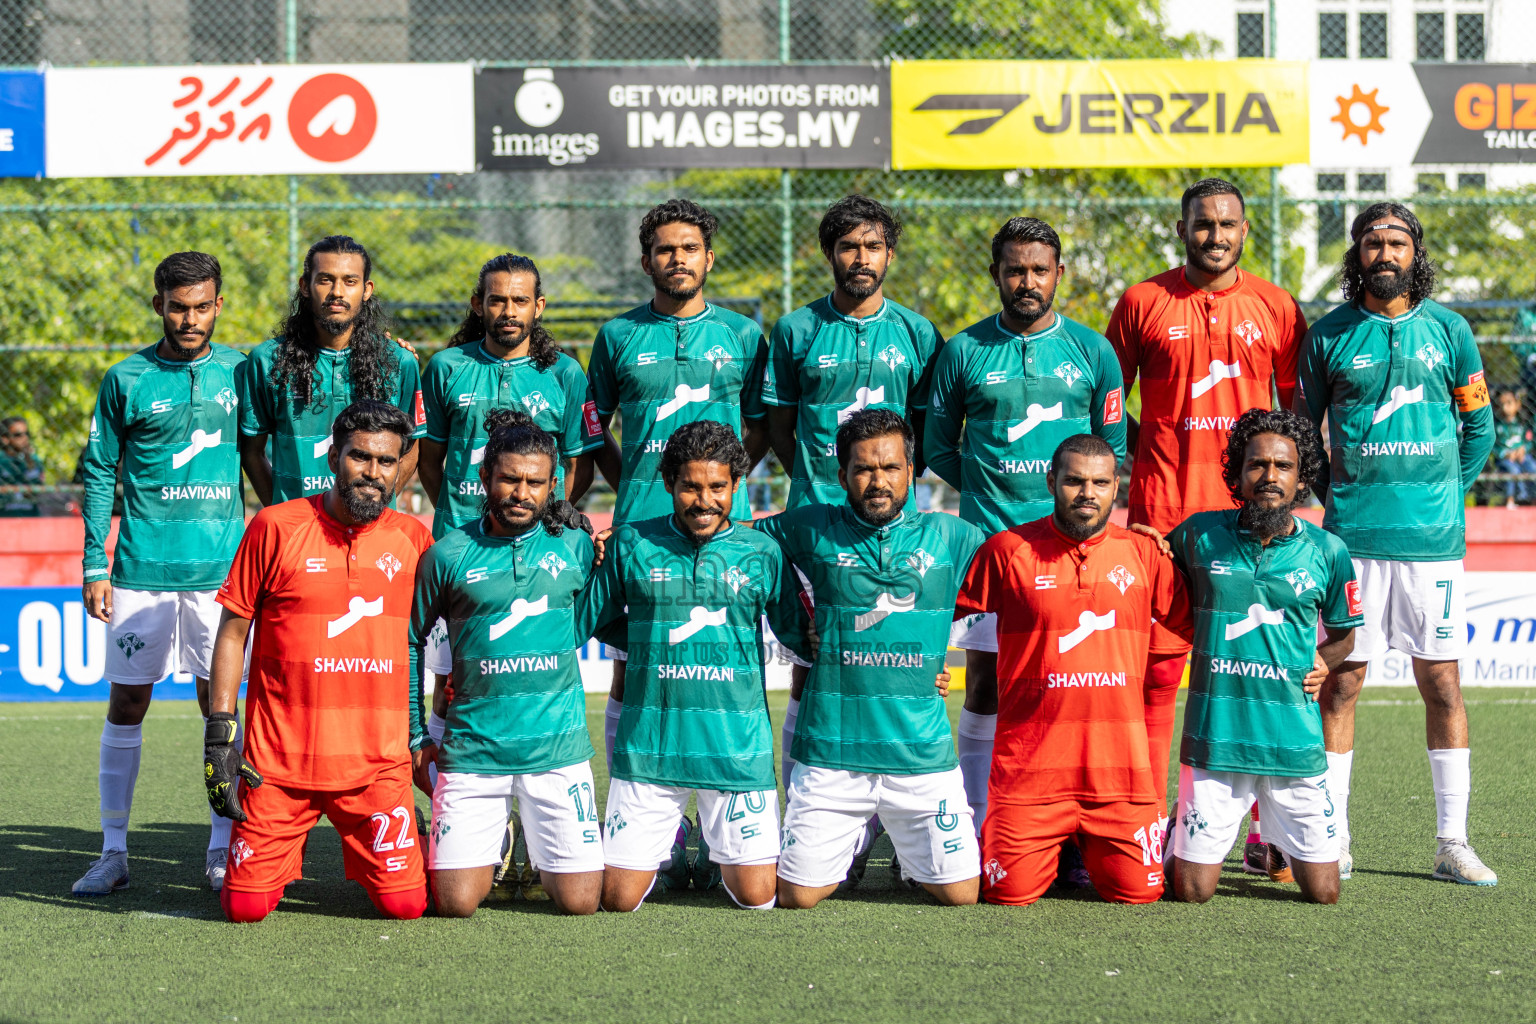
[890,60,1308,169]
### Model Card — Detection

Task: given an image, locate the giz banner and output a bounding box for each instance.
[891,60,1308,169]
[476,65,888,169]
[45,63,475,177]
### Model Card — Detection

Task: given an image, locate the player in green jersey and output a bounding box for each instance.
[1300,203,1498,886]
[579,421,809,912]
[758,409,983,908]
[1165,409,1361,904]
[408,419,604,917]
[239,235,424,506]
[74,252,249,897]
[923,217,1127,847]
[586,199,771,770]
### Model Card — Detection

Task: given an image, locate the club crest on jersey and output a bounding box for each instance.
[230,837,254,868]
[705,345,732,370]
[1107,564,1136,594]
[116,633,145,659]
[1182,808,1209,838]
[723,566,750,593]
[878,345,906,371]
[907,549,936,577]
[427,620,447,647]
[431,819,451,841]
[606,811,628,838]
[214,387,238,413]
[539,552,569,579]
[1053,362,1084,387]
[1234,320,1262,346]
[522,391,551,416]
[1417,344,1444,371]
[376,552,403,582]
[1284,568,1318,595]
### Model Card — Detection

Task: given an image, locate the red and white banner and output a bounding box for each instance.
[45,63,474,177]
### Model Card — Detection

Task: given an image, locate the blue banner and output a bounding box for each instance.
[0,71,45,177]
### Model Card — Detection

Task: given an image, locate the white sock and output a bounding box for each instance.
[99,722,142,854]
[604,699,623,774]
[781,697,800,791]
[1428,747,1471,842]
[957,710,996,836]
[1327,750,1354,848]
[427,713,446,789]
[724,882,776,910]
[204,715,242,851]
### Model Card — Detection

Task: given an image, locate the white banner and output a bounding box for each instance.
[1366,572,1536,685]
[46,63,474,177]
[1308,60,1430,169]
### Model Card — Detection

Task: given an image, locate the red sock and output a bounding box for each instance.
[369,885,427,920]
[1143,651,1186,806]
[1247,801,1263,843]
[222,886,283,923]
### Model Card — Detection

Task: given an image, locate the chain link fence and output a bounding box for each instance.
[2,0,1534,513]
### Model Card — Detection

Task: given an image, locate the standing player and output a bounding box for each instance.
[1301,203,1497,885]
[759,410,982,908]
[204,401,433,922]
[239,235,424,506]
[73,252,247,896]
[409,419,603,917]
[923,217,1126,834]
[1106,177,1306,868]
[579,422,808,912]
[955,435,1192,906]
[586,199,770,767]
[1166,409,1359,904]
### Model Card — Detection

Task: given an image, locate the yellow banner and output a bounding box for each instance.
[891,60,1308,169]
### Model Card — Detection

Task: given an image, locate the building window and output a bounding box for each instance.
[1357,172,1388,193]
[1459,173,1487,191]
[1456,13,1485,61]
[1319,12,1349,58]
[1416,12,1445,61]
[1417,173,1447,193]
[1359,11,1389,58]
[1317,173,1347,249]
[1236,12,1266,57]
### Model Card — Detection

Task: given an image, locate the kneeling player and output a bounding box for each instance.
[956,435,1192,905]
[1165,409,1357,904]
[758,410,982,907]
[204,401,432,922]
[579,422,810,911]
[409,419,604,916]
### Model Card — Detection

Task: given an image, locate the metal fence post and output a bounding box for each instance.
[286,0,300,284]
[1268,0,1281,287]
[778,0,793,318]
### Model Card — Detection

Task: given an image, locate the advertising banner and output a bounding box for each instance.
[1364,572,1536,685]
[0,71,45,178]
[45,63,475,177]
[891,59,1308,169]
[475,65,888,170]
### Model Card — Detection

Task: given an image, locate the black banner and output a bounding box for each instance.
[1415,63,1536,163]
[475,65,889,170]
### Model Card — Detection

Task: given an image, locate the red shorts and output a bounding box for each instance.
[224,761,425,896]
[981,798,1165,906]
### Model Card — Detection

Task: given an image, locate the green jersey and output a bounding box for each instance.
[82,343,247,591]
[757,504,984,775]
[1300,300,1494,561]
[577,515,808,791]
[421,344,603,539]
[587,302,767,524]
[408,519,596,775]
[924,313,1127,536]
[1168,510,1363,777]
[1493,417,1531,461]
[239,337,425,504]
[763,296,944,508]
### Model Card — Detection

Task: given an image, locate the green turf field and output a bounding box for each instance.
[2,689,1534,1023]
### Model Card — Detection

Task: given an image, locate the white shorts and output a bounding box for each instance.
[424,617,451,677]
[429,762,605,874]
[1172,764,1339,866]
[1351,557,1466,661]
[778,765,979,888]
[949,612,997,653]
[105,587,225,685]
[602,778,779,871]
[603,644,628,662]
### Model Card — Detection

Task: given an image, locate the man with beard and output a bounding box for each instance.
[73,252,249,897]
[1165,409,1359,904]
[239,235,424,506]
[757,410,983,908]
[579,421,809,912]
[204,400,434,922]
[1300,203,1497,886]
[923,216,1125,841]
[408,418,603,917]
[1106,177,1307,875]
[954,435,1192,906]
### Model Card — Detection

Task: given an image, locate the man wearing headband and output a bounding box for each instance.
[1298,202,1496,887]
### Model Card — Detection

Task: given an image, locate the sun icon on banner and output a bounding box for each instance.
[1331,85,1390,145]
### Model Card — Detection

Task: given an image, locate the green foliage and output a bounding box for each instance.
[872,0,1208,60]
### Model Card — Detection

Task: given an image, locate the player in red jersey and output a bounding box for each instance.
[203,400,434,922]
[956,434,1193,905]
[1105,178,1306,866]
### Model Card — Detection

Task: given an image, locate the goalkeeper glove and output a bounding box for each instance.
[204,711,262,821]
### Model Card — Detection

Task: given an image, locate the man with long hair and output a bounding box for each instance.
[239,235,424,506]
[1300,202,1497,886]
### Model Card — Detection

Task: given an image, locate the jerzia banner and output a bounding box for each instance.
[475,65,889,169]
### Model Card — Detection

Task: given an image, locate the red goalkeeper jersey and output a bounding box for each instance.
[956,518,1193,805]
[217,495,433,790]
[1106,267,1305,535]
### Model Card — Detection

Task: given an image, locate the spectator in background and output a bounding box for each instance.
[1493,385,1536,508]
[0,415,44,516]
